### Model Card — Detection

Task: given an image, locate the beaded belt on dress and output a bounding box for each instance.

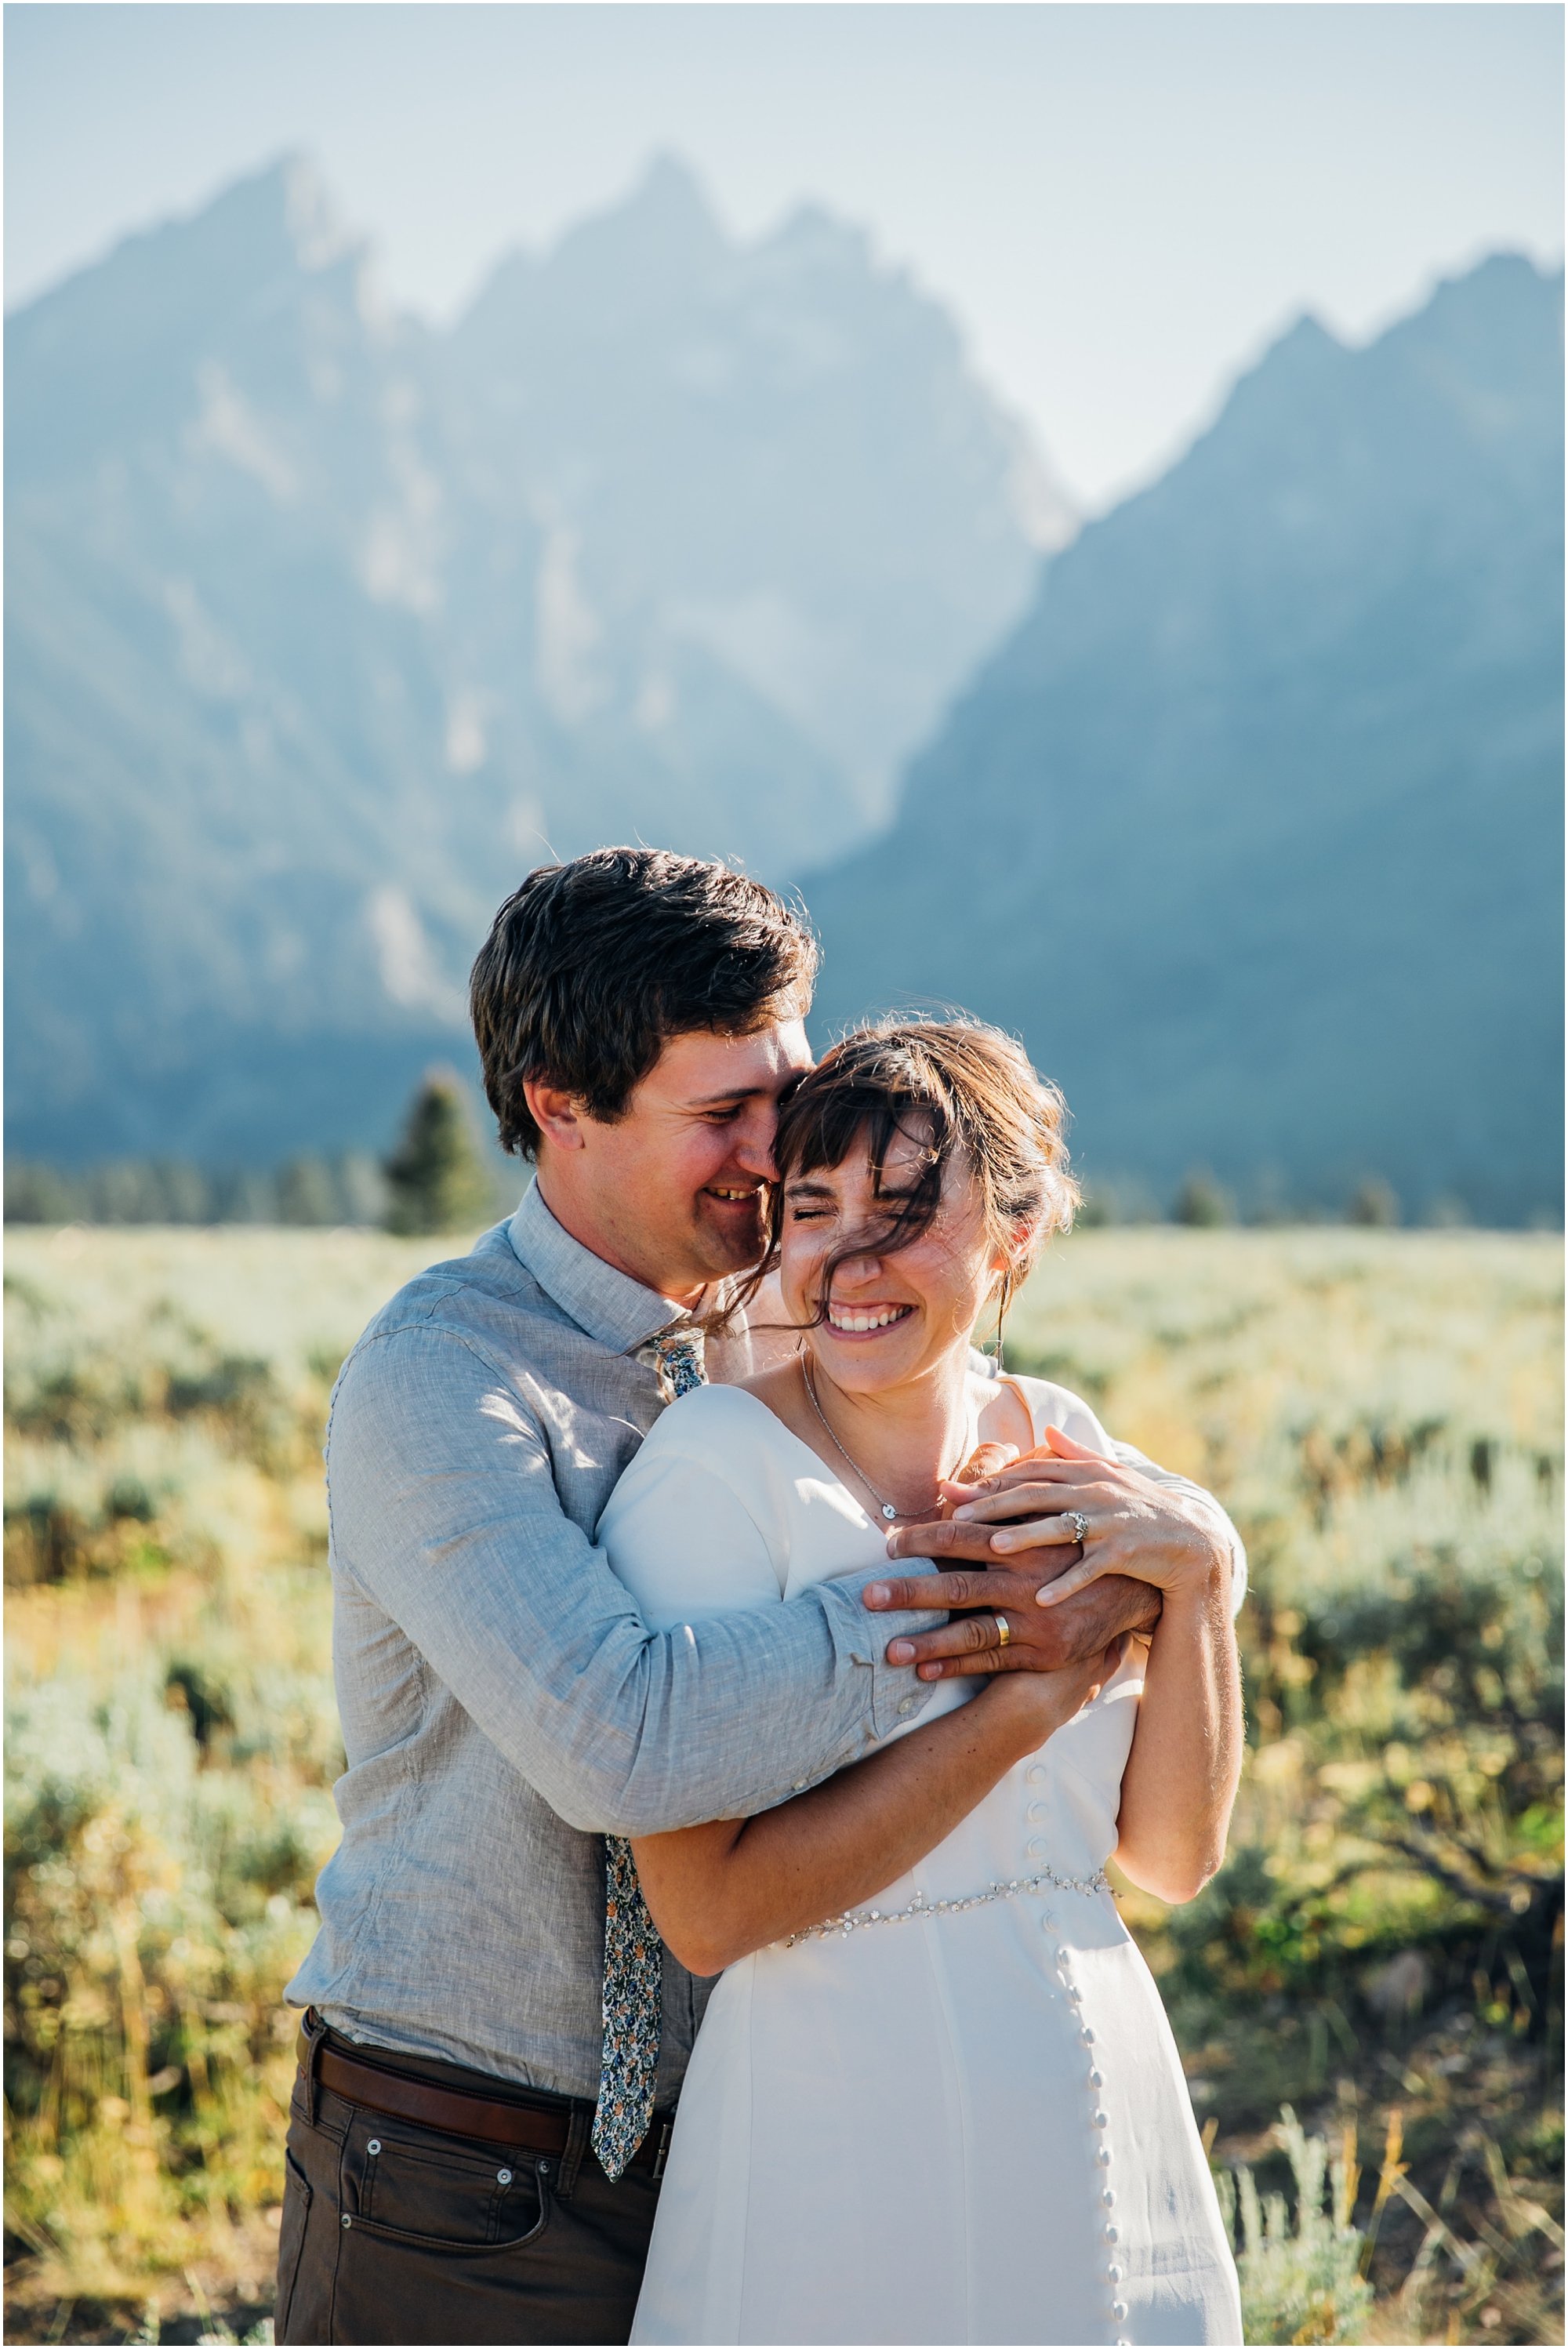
[786,1864,1111,1947]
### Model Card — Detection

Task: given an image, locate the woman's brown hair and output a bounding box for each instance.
[739,1015,1080,1340]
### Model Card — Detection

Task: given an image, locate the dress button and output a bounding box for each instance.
[1026,1763,1047,1784]
[1107,2265,1123,2285]
[1098,2152,1113,2172]
[1102,2186,1116,2205]
[1112,2304,1129,2323]
[1089,2068,1105,2088]
[1092,2110,1109,2129]
[1104,2223,1119,2244]
[1027,1802,1048,1822]
[1080,2026,1096,2046]
[1026,1838,1047,1860]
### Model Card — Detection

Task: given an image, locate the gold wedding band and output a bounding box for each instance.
[994,1613,1012,1648]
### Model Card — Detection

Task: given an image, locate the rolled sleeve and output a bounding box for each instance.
[326,1327,938,1836]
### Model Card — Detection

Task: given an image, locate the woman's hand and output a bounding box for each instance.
[975,1636,1123,1755]
[946,1425,1232,1611]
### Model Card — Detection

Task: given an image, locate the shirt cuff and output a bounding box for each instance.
[820,1570,945,1743]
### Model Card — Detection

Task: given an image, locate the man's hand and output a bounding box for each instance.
[862,1558,1160,1679]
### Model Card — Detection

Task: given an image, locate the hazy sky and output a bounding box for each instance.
[6,3,1562,508]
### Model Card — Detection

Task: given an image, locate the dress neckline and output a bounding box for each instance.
[712,1377,1038,1535]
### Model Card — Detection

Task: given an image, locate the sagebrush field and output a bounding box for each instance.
[5,1225,1562,2344]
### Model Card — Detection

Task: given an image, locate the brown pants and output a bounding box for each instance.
[275,2033,663,2346]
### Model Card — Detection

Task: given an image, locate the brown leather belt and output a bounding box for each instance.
[296,2020,673,2179]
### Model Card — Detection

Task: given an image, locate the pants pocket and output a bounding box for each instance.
[342,2110,550,2249]
[274,2150,314,2344]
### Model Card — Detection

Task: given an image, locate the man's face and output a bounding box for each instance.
[539,1010,815,1302]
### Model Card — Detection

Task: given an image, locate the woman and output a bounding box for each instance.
[599,1018,1243,2347]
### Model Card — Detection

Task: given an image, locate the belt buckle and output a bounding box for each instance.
[651,2118,673,2182]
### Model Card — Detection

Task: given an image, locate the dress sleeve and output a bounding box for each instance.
[598,1423,786,1634]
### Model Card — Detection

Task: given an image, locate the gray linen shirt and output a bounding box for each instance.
[288,1181,1243,2105]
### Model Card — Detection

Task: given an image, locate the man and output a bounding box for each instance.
[277,848,1243,2346]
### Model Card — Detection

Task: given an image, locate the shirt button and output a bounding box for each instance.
[793,1780,808,1792]
[897,1697,916,1717]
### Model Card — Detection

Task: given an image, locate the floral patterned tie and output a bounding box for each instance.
[590,1323,707,2181]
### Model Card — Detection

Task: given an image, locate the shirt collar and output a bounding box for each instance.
[507,1178,696,1356]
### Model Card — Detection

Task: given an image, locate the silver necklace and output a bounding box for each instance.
[800,1355,972,1523]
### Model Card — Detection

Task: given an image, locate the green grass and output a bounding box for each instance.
[5,1225,1563,2344]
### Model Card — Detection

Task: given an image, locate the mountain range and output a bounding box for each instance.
[6,154,1065,1164]
[7,162,1560,1218]
[808,252,1564,1224]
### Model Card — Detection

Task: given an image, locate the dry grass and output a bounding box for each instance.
[5,1224,1563,2344]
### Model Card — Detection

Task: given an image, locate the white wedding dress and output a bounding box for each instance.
[599,1377,1243,2348]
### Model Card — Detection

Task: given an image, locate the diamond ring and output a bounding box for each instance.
[1063,1510,1090,1545]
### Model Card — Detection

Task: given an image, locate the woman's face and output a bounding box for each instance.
[778,1120,1005,1398]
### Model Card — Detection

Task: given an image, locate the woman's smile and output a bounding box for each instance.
[824,1299,916,1336]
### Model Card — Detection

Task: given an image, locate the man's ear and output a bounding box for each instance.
[525,1081,588,1152]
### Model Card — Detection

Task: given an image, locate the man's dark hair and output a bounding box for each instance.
[470,849,820,1156]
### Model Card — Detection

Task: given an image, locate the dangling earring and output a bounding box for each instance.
[993,1268,1012,1375]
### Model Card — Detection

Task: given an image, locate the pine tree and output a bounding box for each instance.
[1173,1167,1235,1227]
[383,1072,495,1236]
[1346,1176,1400,1228]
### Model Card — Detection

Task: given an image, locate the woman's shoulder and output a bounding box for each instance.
[632,1382,800,1474]
[995,1371,1113,1454]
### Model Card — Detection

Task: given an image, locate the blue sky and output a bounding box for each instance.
[5,3,1562,507]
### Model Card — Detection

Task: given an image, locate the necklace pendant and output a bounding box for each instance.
[880,1502,898,1521]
